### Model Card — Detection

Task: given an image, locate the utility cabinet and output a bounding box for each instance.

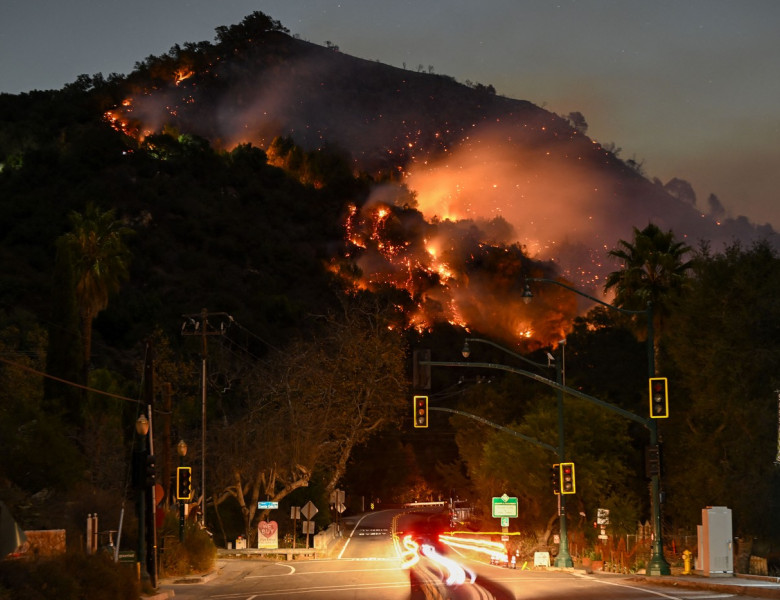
[697,506,733,577]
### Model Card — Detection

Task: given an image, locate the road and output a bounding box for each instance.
[160,508,758,599]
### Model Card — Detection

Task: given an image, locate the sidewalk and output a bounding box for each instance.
[625,572,780,599]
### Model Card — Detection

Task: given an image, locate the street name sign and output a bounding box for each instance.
[492,494,519,518]
[258,501,279,509]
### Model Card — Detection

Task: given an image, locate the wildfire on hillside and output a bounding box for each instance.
[332,190,579,348]
[101,64,617,347]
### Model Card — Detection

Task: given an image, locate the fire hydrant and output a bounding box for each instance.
[682,549,693,575]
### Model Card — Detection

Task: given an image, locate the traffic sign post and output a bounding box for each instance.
[291,507,300,548]
[301,501,318,548]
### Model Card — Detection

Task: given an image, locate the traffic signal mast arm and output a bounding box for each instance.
[430,406,557,454]
[421,359,653,431]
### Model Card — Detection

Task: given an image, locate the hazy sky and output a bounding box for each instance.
[2,1,779,229]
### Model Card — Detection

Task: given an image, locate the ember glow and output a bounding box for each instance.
[334,190,577,346]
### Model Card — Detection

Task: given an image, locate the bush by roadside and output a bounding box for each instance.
[158,511,216,577]
[0,551,139,600]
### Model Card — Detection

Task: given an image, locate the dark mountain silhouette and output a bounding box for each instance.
[108,12,777,291]
[1,10,777,354]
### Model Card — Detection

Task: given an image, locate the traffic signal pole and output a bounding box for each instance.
[420,355,663,569]
[554,356,573,567]
[525,278,670,575]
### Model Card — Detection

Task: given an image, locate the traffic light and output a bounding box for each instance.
[560,462,576,494]
[176,466,192,500]
[551,463,561,495]
[145,454,156,488]
[649,377,669,418]
[413,395,429,428]
[413,349,431,390]
[645,444,661,478]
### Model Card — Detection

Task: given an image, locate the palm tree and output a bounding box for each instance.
[60,203,133,371]
[604,223,692,363]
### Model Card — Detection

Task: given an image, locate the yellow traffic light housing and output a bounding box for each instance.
[176,466,192,500]
[560,462,576,494]
[649,377,669,418]
[413,395,428,428]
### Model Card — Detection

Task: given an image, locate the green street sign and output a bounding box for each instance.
[492,494,519,518]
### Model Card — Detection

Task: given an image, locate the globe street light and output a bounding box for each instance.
[523,278,670,576]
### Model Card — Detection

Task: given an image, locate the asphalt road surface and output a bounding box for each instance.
[161,509,761,599]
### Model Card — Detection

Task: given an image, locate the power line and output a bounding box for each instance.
[0,356,142,404]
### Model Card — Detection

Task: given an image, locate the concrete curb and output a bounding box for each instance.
[626,574,780,599]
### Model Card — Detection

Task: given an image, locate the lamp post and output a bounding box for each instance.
[135,415,150,583]
[462,337,573,568]
[523,278,670,576]
[177,439,187,543]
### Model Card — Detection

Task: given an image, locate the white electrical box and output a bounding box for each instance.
[698,506,733,577]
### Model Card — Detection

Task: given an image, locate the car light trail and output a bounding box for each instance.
[439,534,507,564]
[420,543,475,586]
[399,534,420,569]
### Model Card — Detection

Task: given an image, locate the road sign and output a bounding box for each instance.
[492,494,519,518]
[500,517,509,527]
[301,500,318,520]
[291,506,301,519]
[258,501,278,509]
[302,520,315,534]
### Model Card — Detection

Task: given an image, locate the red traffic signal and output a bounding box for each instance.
[560,462,576,494]
[649,377,669,418]
[413,395,428,428]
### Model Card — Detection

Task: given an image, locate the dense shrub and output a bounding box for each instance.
[158,510,216,577]
[0,552,139,600]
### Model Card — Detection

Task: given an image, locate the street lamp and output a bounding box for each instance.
[523,278,670,576]
[177,440,188,543]
[461,337,573,568]
[135,415,150,583]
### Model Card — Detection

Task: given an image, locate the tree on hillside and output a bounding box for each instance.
[45,237,85,423]
[58,203,132,378]
[604,223,691,368]
[214,11,289,52]
[208,296,407,543]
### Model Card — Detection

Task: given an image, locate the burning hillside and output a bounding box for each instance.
[102,15,778,345]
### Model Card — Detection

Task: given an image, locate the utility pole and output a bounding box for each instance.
[162,383,172,509]
[143,341,158,588]
[181,308,231,529]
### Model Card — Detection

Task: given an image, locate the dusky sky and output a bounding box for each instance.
[2,0,778,229]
